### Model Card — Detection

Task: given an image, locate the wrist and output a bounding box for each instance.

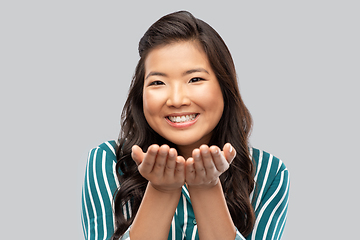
[187,178,220,192]
[149,182,183,195]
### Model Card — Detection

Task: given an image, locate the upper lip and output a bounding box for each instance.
[166,112,198,117]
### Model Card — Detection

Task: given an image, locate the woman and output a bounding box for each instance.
[81,11,289,240]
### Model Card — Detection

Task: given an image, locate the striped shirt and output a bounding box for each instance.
[81,141,289,240]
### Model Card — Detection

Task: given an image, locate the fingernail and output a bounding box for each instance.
[229,144,233,153]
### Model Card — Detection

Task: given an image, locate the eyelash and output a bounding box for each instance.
[148,81,164,86]
[189,77,205,83]
[148,77,205,86]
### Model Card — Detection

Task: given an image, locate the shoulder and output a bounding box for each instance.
[97,140,118,159]
[85,140,119,175]
[82,141,120,238]
[249,147,290,210]
[250,147,288,180]
[248,147,290,239]
[83,140,120,193]
[89,140,118,163]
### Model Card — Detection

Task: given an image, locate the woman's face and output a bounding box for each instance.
[143,41,224,149]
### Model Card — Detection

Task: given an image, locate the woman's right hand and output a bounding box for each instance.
[131,144,186,193]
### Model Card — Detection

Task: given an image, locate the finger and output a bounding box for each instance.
[164,148,177,177]
[174,155,185,182]
[138,144,159,175]
[223,143,236,164]
[210,145,229,173]
[198,145,212,176]
[131,145,144,165]
[152,144,169,175]
[185,157,196,181]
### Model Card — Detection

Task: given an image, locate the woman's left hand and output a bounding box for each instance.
[185,143,236,189]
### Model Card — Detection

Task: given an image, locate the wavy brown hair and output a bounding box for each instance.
[112,11,255,239]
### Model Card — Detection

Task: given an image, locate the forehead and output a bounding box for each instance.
[144,41,212,74]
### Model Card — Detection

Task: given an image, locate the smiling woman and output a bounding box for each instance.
[81,10,289,240]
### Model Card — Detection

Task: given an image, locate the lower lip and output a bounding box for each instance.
[165,115,199,128]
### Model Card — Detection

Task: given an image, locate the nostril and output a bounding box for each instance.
[166,93,191,107]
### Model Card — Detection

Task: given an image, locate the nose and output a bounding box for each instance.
[166,84,191,108]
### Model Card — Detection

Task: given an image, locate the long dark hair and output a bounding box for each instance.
[112,11,255,239]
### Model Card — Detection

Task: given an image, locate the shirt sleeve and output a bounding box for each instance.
[246,153,290,240]
[81,142,121,240]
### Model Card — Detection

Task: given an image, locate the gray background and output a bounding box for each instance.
[1,1,359,239]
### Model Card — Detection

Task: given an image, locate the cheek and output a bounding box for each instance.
[194,84,224,114]
[143,90,164,118]
[209,95,224,117]
[142,92,154,118]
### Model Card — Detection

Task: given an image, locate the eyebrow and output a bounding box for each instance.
[145,68,209,80]
[184,68,209,75]
[145,71,167,80]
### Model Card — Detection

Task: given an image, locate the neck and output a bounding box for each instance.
[176,139,211,160]
[173,133,213,159]
[177,145,195,160]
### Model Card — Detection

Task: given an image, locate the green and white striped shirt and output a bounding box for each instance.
[81,141,289,240]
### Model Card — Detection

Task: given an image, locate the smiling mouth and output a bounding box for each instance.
[167,114,198,123]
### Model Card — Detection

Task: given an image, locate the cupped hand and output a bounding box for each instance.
[185,143,236,189]
[131,144,186,193]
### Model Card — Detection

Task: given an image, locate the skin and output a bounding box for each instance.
[129,41,237,240]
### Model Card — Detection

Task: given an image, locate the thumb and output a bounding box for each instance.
[223,143,236,164]
[131,145,145,166]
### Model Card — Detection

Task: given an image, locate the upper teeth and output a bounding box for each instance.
[168,114,197,123]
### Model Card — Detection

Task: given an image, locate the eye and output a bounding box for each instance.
[148,80,165,86]
[189,77,204,83]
